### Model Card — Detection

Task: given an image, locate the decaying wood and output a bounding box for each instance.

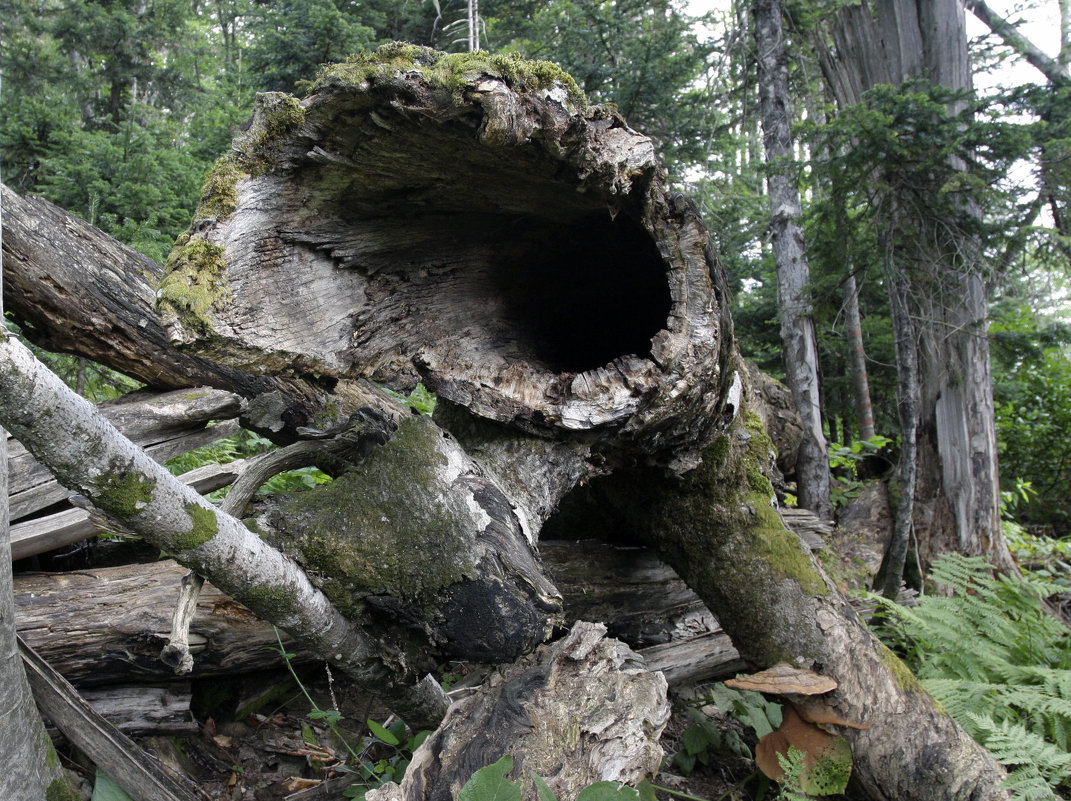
[368,622,670,801]
[11,460,246,561]
[0,336,450,728]
[8,386,242,522]
[160,45,735,463]
[74,684,197,736]
[15,560,308,686]
[1,45,1009,799]
[14,545,741,688]
[18,637,205,801]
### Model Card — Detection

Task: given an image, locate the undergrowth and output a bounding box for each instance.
[872,554,1071,800]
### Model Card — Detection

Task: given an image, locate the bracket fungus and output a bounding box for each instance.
[726,663,859,795]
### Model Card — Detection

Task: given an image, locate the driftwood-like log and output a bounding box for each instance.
[14,545,741,688]
[19,638,204,801]
[73,684,197,736]
[158,45,735,462]
[8,386,242,521]
[14,560,305,686]
[368,622,670,801]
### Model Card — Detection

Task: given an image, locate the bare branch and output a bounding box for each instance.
[962,0,1071,84]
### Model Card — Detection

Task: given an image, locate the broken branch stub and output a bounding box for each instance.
[160,44,733,460]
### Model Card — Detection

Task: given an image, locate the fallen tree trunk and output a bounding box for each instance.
[1,45,1007,799]
[14,546,741,687]
[9,386,241,522]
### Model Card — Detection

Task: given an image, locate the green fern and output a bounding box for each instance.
[872,554,1071,799]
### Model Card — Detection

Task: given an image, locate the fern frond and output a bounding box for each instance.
[968,713,1071,786]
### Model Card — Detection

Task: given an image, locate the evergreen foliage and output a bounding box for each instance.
[873,554,1071,799]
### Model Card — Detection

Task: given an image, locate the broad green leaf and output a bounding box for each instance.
[531,772,558,801]
[458,755,521,801]
[368,718,401,746]
[575,781,642,801]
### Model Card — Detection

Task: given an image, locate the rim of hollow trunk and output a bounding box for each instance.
[159,44,732,450]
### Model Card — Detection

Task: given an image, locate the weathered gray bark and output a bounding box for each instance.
[158,45,733,461]
[0,182,371,443]
[844,273,875,441]
[878,257,920,600]
[753,0,833,519]
[13,546,743,688]
[816,0,1013,572]
[9,386,241,522]
[0,179,77,801]
[0,333,450,729]
[368,622,669,801]
[595,412,1009,801]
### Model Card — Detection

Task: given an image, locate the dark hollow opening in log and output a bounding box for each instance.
[493,212,671,374]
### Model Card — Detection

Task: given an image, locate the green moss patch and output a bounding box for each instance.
[93,471,154,519]
[157,236,230,334]
[272,416,476,612]
[173,502,219,551]
[316,42,586,107]
[196,157,245,221]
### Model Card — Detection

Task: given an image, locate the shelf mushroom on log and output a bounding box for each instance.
[1,43,1009,800]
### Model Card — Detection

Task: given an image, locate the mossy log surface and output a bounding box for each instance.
[160,44,734,462]
[596,412,1009,801]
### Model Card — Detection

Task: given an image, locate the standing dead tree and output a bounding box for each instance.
[2,44,1007,799]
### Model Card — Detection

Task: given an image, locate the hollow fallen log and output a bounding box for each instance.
[0,45,1008,797]
[368,621,670,801]
[158,45,735,462]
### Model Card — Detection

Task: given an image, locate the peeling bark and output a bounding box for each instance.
[368,622,669,801]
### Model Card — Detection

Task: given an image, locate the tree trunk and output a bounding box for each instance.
[9,386,241,522]
[13,547,743,689]
[0,203,76,801]
[0,334,451,729]
[753,0,833,519]
[595,412,1008,801]
[844,273,875,441]
[815,0,1013,571]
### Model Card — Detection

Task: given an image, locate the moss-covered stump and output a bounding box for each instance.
[158,43,733,462]
[258,414,562,664]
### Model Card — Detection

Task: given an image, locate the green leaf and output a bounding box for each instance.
[458,755,521,801]
[309,708,343,726]
[575,781,642,801]
[682,722,712,755]
[368,718,401,746]
[531,772,558,801]
[92,770,135,801]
